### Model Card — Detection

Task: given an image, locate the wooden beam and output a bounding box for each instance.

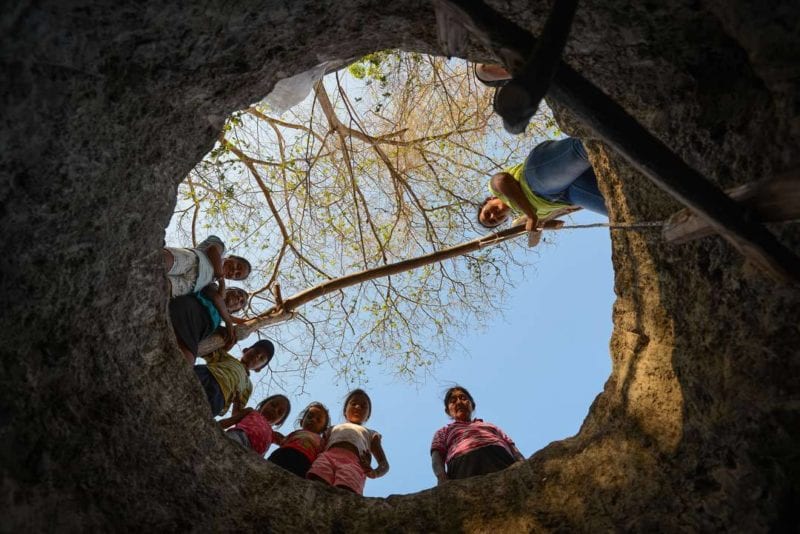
[439,0,800,283]
[663,169,800,244]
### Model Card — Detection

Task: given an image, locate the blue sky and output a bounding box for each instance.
[169,56,616,497]
[254,207,614,497]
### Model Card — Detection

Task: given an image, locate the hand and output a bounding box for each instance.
[524,215,539,233]
[273,431,285,445]
[359,450,373,474]
[436,473,448,485]
[527,228,542,248]
[232,393,244,417]
[543,219,564,230]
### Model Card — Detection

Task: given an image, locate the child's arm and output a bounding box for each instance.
[218,394,252,429]
[430,451,447,485]
[272,431,286,446]
[203,240,225,279]
[490,173,539,230]
[365,433,389,479]
[319,427,331,449]
[201,285,237,350]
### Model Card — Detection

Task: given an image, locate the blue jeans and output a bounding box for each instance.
[524,137,608,216]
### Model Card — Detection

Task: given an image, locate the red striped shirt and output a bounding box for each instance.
[232,411,276,456]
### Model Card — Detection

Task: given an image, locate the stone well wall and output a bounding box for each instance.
[1,1,798,531]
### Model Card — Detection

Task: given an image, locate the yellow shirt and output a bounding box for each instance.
[201,350,252,415]
[488,163,570,219]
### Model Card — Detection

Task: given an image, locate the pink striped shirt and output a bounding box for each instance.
[232,411,276,456]
[430,419,516,464]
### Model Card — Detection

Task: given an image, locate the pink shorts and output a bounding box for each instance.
[307,447,366,495]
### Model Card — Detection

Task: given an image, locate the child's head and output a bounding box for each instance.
[257,394,290,427]
[478,192,510,228]
[297,402,330,434]
[223,255,252,280]
[224,287,248,314]
[443,386,475,422]
[240,339,274,372]
[343,389,371,424]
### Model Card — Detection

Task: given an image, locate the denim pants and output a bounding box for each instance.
[524,137,608,216]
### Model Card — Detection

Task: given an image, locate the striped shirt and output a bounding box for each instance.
[232,411,277,456]
[281,429,324,462]
[201,349,252,415]
[431,419,517,464]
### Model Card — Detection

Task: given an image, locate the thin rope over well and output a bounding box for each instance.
[560,221,665,230]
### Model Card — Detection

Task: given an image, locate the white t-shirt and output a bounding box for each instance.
[327,422,379,454]
[193,235,226,291]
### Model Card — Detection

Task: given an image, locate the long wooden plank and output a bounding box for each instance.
[663,170,800,244]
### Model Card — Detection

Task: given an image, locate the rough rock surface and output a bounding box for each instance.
[1,1,798,531]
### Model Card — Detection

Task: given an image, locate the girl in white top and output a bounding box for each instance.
[307,389,389,494]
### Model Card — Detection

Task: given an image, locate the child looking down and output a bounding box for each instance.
[307,389,389,495]
[268,401,330,478]
[163,235,251,297]
[169,284,247,364]
[193,339,274,417]
[220,394,290,457]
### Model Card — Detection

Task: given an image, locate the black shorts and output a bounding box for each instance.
[170,294,215,357]
[446,445,515,480]
[268,447,312,478]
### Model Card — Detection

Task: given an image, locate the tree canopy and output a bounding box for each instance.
[168,52,559,388]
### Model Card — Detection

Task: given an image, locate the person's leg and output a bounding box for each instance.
[564,167,608,216]
[177,341,195,365]
[169,295,212,362]
[226,429,252,451]
[163,249,174,271]
[193,365,225,416]
[524,137,592,199]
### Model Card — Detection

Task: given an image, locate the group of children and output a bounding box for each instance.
[163,237,388,495]
[218,388,389,495]
[164,235,252,364]
[205,355,388,495]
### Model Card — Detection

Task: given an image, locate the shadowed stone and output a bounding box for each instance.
[1,1,798,531]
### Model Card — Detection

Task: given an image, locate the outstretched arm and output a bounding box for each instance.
[204,241,225,279]
[490,173,539,231]
[202,285,237,350]
[365,434,389,479]
[431,451,447,485]
[218,394,252,429]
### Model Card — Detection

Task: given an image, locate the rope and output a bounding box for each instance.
[479,218,799,250]
[557,221,665,231]
[558,218,800,232]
